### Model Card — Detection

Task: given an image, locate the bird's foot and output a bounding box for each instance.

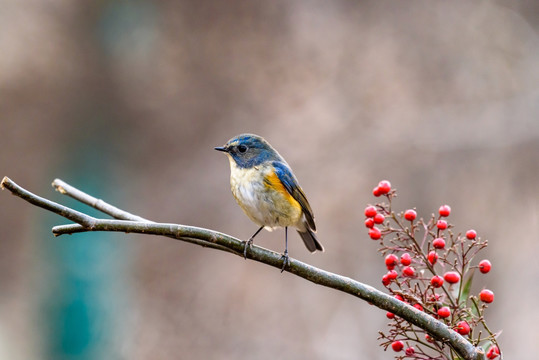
[280,250,290,273]
[243,238,254,259]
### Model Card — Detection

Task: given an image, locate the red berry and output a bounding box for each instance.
[430,275,444,288]
[400,253,412,266]
[385,254,398,268]
[373,213,385,224]
[425,334,434,343]
[369,227,381,240]
[391,340,404,352]
[486,345,500,359]
[387,270,398,280]
[433,238,446,249]
[404,209,417,221]
[443,271,461,284]
[436,220,448,230]
[364,205,377,218]
[456,321,470,335]
[439,205,451,217]
[373,186,382,197]
[437,306,451,318]
[386,312,395,319]
[413,303,423,311]
[402,266,415,277]
[428,251,439,265]
[479,259,492,274]
[377,180,391,195]
[466,229,477,239]
[394,294,404,301]
[382,274,391,286]
[405,347,415,356]
[479,289,494,303]
[364,218,375,228]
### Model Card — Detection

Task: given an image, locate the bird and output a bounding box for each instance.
[215,133,323,271]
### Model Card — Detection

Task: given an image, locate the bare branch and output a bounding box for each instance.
[52,178,148,222]
[1,176,485,360]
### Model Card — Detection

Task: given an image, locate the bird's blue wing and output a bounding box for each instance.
[272,161,316,231]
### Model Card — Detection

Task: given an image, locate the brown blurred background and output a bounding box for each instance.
[1,0,538,359]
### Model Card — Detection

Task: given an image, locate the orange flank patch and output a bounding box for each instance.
[264,171,302,211]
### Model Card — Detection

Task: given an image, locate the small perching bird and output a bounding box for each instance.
[215,133,323,271]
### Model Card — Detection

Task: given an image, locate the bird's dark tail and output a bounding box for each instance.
[297,228,324,253]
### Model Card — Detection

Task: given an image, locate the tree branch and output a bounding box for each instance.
[1,176,485,360]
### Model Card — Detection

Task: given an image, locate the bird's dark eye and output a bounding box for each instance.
[237,144,247,153]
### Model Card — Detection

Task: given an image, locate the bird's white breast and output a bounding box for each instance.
[227,156,301,230]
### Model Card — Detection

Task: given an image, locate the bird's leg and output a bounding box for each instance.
[244,226,264,259]
[280,227,290,272]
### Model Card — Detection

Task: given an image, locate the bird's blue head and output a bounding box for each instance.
[215,134,280,168]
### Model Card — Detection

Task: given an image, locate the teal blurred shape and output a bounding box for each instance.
[59,292,92,354]
[35,1,159,357]
[38,93,132,360]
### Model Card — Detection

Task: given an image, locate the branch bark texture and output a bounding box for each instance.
[1,176,485,360]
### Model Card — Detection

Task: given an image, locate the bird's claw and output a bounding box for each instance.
[280,251,290,272]
[243,238,253,259]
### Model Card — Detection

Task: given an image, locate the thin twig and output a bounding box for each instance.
[52,178,148,221]
[0,176,486,360]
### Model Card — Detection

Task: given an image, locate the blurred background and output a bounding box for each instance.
[1,0,538,359]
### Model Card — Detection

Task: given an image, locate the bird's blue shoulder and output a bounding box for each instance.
[272,161,299,193]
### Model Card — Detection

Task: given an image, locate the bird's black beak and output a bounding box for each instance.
[214,146,228,153]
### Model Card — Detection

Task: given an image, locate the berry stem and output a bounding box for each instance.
[407,328,444,354]
[391,213,457,308]
[470,297,501,356]
[456,244,469,307]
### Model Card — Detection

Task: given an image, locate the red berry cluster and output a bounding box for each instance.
[365,181,501,359]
